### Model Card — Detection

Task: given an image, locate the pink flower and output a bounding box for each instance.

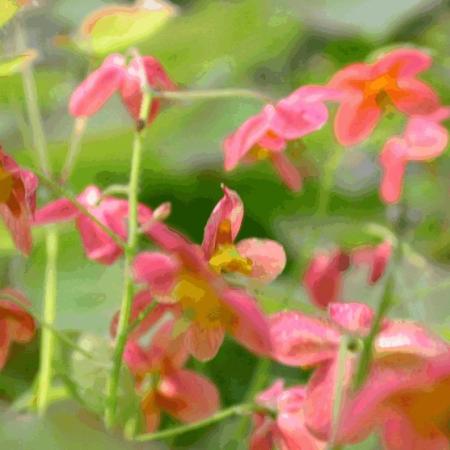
[203,185,286,283]
[351,241,392,284]
[224,86,340,190]
[69,54,176,126]
[250,380,325,450]
[380,108,449,204]
[136,221,272,361]
[329,48,440,146]
[115,292,219,432]
[34,185,152,265]
[270,302,450,448]
[0,289,36,369]
[0,148,38,255]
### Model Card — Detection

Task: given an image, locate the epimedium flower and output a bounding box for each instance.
[303,242,391,308]
[69,53,176,126]
[135,221,272,361]
[250,379,325,450]
[223,85,340,191]
[112,291,219,432]
[0,148,38,255]
[202,185,286,282]
[329,48,441,147]
[34,185,152,265]
[380,107,449,204]
[270,302,450,448]
[0,289,36,370]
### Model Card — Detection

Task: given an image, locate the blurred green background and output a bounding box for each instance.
[0,0,450,448]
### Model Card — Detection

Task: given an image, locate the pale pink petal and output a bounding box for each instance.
[372,48,432,78]
[379,137,408,204]
[352,241,392,284]
[277,412,323,450]
[256,379,285,410]
[270,311,340,367]
[185,323,225,361]
[389,78,440,116]
[270,153,302,191]
[236,238,286,283]
[202,185,244,259]
[328,302,375,336]
[223,108,274,171]
[34,198,79,225]
[404,117,448,161]
[221,289,272,357]
[334,96,382,146]
[285,85,343,104]
[133,251,179,295]
[69,54,126,117]
[157,368,220,423]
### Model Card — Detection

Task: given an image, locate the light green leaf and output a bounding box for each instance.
[0,0,20,28]
[0,51,37,77]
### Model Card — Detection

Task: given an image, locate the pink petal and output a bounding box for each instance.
[352,241,392,284]
[328,302,375,336]
[389,78,440,116]
[236,238,286,283]
[372,48,432,78]
[270,311,340,367]
[133,251,179,295]
[250,415,275,450]
[157,368,220,423]
[69,54,126,117]
[270,153,302,191]
[334,96,382,146]
[221,288,272,357]
[328,63,372,91]
[256,379,285,410]
[202,185,244,259]
[185,323,225,361]
[34,198,79,225]
[0,204,33,255]
[223,107,274,171]
[285,85,343,104]
[404,117,448,161]
[379,137,408,204]
[277,411,323,450]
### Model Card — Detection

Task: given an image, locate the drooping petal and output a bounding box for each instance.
[185,323,225,361]
[389,78,440,116]
[157,368,220,423]
[250,415,275,450]
[0,318,11,370]
[236,238,286,283]
[352,241,392,284]
[69,54,126,117]
[379,137,408,204]
[328,302,376,336]
[202,185,244,259]
[221,289,272,357]
[270,152,302,191]
[133,251,180,295]
[270,311,340,367]
[372,48,432,78]
[34,198,79,225]
[334,96,382,146]
[277,411,323,450]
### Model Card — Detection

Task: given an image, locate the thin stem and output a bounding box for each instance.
[316,147,343,218]
[126,300,157,335]
[104,87,152,428]
[353,273,395,389]
[36,227,58,415]
[60,117,87,184]
[36,171,127,250]
[153,88,272,103]
[135,403,254,442]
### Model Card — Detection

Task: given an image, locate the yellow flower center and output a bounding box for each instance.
[209,244,253,276]
[248,146,271,161]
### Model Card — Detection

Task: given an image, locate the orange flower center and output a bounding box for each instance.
[0,164,13,205]
[364,73,398,109]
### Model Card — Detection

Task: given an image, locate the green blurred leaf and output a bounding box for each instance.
[0,51,37,77]
[0,0,20,28]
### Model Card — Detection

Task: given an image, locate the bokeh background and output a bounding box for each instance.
[1,0,450,448]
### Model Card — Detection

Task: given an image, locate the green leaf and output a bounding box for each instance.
[75,1,176,56]
[0,51,37,77]
[0,0,20,28]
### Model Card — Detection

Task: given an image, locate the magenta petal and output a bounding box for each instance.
[221,288,272,357]
[270,311,340,367]
[236,238,286,283]
[158,368,220,423]
[69,54,126,117]
[34,198,79,225]
[202,185,244,259]
[185,323,225,361]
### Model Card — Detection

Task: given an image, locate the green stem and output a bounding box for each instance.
[353,273,395,389]
[316,147,343,218]
[135,403,254,442]
[36,227,58,415]
[60,117,87,184]
[153,88,272,103]
[104,88,152,428]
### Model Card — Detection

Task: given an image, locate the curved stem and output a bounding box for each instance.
[153,88,272,103]
[135,403,254,442]
[104,88,152,428]
[36,227,58,415]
